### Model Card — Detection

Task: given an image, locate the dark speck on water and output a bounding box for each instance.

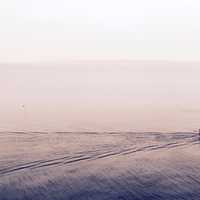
[0,132,200,200]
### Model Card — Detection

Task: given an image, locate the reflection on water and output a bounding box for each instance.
[0,132,200,200]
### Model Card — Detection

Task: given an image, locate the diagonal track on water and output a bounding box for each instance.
[0,136,198,177]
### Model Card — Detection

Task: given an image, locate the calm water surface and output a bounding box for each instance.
[0,132,200,200]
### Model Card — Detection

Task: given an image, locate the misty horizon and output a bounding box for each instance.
[1,60,200,132]
[2,1,200,199]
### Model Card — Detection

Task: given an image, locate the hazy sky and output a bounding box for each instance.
[1,61,200,132]
[0,0,200,61]
[1,1,200,132]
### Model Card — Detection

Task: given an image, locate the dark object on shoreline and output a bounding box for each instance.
[199,129,200,136]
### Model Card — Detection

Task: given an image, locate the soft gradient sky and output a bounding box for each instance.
[0,0,200,61]
[1,61,200,132]
[1,1,200,132]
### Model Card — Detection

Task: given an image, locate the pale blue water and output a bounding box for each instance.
[0,132,200,200]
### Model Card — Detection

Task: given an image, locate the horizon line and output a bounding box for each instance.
[0,130,196,134]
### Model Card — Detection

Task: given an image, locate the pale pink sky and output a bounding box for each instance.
[1,0,200,62]
[1,61,200,132]
[1,1,200,131]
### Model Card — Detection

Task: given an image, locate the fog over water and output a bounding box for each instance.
[1,1,200,199]
[1,61,200,132]
[1,0,200,132]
